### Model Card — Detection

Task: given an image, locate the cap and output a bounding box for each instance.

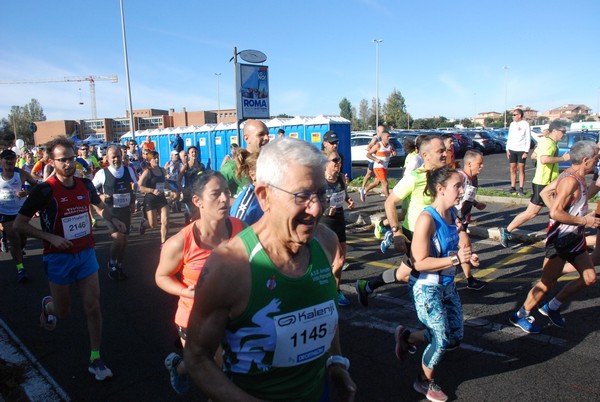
[171,150,178,155]
[323,130,339,143]
[0,149,17,159]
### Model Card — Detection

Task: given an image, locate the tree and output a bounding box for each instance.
[382,89,407,129]
[367,97,382,129]
[6,98,46,146]
[339,97,353,121]
[275,113,292,118]
[357,99,370,130]
[460,118,473,128]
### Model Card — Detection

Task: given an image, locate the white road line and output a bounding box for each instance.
[0,319,70,401]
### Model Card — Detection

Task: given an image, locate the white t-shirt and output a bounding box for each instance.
[506,120,531,152]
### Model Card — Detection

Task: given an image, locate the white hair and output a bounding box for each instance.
[256,137,326,187]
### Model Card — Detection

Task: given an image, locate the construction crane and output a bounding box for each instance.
[0,75,118,119]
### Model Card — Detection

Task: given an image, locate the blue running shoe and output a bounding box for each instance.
[380,230,394,253]
[164,352,190,395]
[88,358,113,381]
[509,313,541,334]
[538,304,566,328]
[337,291,350,307]
[359,188,366,202]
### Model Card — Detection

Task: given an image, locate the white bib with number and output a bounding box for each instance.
[271,300,338,367]
[61,213,91,240]
[112,193,131,208]
[329,190,345,208]
[0,188,16,202]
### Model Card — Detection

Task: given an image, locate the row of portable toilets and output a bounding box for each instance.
[120,115,353,177]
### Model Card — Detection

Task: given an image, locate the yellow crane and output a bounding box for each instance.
[0,75,118,119]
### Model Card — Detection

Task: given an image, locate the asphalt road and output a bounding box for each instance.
[2,152,600,401]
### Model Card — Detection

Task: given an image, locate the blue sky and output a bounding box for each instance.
[1,0,599,123]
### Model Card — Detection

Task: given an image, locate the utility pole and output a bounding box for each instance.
[215,73,221,124]
[503,66,510,128]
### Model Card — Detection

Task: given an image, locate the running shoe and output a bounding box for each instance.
[517,188,525,197]
[509,313,541,334]
[373,218,384,239]
[359,188,366,202]
[499,227,511,248]
[538,304,566,328]
[164,352,190,395]
[39,296,57,331]
[139,218,147,235]
[355,279,370,307]
[413,374,448,402]
[107,262,120,281]
[17,269,28,283]
[466,277,487,291]
[342,262,350,271]
[1,241,7,253]
[506,187,517,195]
[337,291,350,307]
[394,325,411,361]
[91,218,97,228]
[380,230,394,254]
[88,358,113,381]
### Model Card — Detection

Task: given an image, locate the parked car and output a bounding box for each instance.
[350,134,405,166]
[462,131,496,154]
[487,131,507,153]
[556,131,598,170]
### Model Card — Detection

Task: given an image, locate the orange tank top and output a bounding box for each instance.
[175,217,244,328]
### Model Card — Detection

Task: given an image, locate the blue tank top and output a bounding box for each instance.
[414,206,459,285]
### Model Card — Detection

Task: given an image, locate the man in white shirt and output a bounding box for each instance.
[506,108,531,196]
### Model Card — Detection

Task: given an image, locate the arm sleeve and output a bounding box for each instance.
[92,169,105,191]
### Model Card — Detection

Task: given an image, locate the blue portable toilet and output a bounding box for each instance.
[195,124,215,168]
[282,116,310,141]
[305,115,352,178]
[266,117,292,140]
[212,122,235,169]
[156,127,173,165]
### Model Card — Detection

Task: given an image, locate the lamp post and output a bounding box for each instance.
[503,66,510,128]
[372,39,383,130]
[119,0,136,142]
[215,73,221,124]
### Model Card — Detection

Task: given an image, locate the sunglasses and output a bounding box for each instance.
[54,156,76,163]
[512,113,520,116]
[329,157,341,164]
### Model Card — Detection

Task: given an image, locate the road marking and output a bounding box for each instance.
[0,319,70,401]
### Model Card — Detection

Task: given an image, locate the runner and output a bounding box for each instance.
[184,137,356,401]
[138,150,170,245]
[229,150,263,225]
[322,149,355,307]
[179,146,205,224]
[363,130,395,198]
[164,150,182,213]
[395,165,479,402]
[14,136,125,381]
[359,123,384,201]
[92,145,138,280]
[509,140,600,334]
[0,149,38,282]
[155,171,245,395]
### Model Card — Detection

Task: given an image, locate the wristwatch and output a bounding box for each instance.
[326,355,350,370]
[449,251,461,267]
[391,226,399,233]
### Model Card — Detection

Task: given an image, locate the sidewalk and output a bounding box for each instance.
[346,187,599,246]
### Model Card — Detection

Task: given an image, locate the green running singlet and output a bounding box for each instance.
[223,226,338,401]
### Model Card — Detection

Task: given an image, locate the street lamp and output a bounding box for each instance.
[503,66,510,128]
[372,39,383,130]
[119,0,136,142]
[215,73,221,123]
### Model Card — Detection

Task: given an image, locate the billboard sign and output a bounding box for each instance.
[236,63,269,119]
